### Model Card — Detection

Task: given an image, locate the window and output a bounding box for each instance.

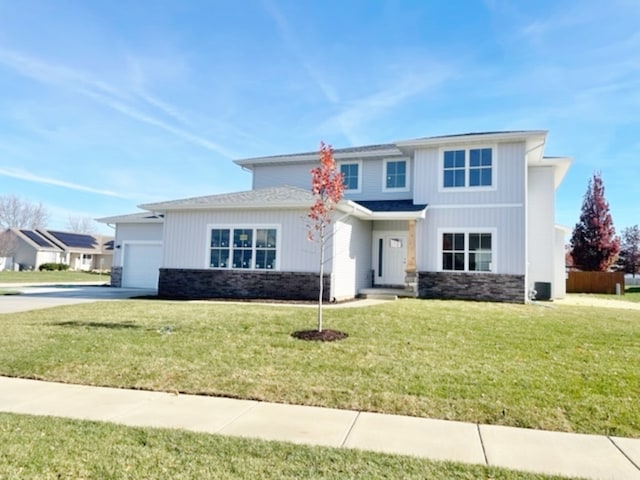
[384,159,408,190]
[210,227,278,270]
[442,147,493,189]
[469,148,492,187]
[443,150,466,188]
[441,232,493,272]
[340,162,360,191]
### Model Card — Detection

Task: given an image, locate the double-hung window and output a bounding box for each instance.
[384,159,409,191]
[210,227,278,270]
[441,231,493,272]
[442,147,493,189]
[340,162,361,192]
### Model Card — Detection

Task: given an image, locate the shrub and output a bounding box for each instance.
[38,263,70,271]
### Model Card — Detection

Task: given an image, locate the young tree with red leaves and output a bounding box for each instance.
[308,142,344,332]
[618,225,640,277]
[570,172,620,271]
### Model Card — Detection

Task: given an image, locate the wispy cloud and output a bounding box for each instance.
[323,63,455,145]
[261,0,340,104]
[0,167,132,198]
[0,47,236,158]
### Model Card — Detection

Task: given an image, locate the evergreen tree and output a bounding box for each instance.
[570,172,620,271]
[619,225,640,277]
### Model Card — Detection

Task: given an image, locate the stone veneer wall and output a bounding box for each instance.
[110,266,122,287]
[418,271,525,303]
[158,268,331,301]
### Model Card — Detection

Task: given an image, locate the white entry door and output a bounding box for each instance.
[373,233,407,286]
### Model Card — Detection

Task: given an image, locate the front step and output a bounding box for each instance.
[358,288,417,300]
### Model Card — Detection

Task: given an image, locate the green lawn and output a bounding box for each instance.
[578,286,640,303]
[0,270,109,284]
[1,298,639,437]
[0,413,570,480]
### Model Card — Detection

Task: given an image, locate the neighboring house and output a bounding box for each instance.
[0,229,114,271]
[99,130,571,303]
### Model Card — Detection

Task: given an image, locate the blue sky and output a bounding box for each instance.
[0,0,638,235]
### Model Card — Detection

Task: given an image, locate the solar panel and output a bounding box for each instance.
[20,230,54,248]
[47,231,97,249]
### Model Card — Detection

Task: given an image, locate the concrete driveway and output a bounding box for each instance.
[0,283,157,314]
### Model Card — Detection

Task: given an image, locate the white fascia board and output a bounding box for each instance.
[528,156,572,188]
[396,131,548,149]
[368,209,427,220]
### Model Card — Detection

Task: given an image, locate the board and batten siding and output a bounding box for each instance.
[414,142,527,206]
[252,158,413,202]
[417,206,526,275]
[162,209,325,273]
[527,166,556,292]
[252,163,313,191]
[331,215,372,300]
[114,223,163,265]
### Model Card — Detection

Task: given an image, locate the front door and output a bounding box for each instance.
[373,233,407,286]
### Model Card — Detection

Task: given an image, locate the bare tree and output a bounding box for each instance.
[67,215,97,234]
[0,230,17,258]
[0,195,49,230]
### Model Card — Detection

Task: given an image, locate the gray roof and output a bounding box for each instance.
[96,211,164,224]
[140,186,315,212]
[354,200,428,212]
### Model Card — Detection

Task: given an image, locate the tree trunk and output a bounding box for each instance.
[317,226,325,332]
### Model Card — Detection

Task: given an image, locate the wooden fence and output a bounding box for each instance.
[566,271,625,294]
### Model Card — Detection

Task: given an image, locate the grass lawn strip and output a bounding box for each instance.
[0,299,638,437]
[0,270,109,284]
[0,413,573,480]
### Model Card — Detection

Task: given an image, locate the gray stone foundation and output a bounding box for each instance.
[158,268,331,301]
[110,266,122,287]
[418,271,525,303]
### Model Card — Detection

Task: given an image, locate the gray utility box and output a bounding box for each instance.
[534,282,552,301]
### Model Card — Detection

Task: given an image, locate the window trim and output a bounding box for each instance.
[438,145,497,192]
[206,224,281,271]
[437,228,497,273]
[382,157,410,192]
[338,160,362,193]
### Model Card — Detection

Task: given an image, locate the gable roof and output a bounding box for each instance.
[7,229,113,254]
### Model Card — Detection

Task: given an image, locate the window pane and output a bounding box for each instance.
[454,252,465,270]
[470,148,480,166]
[443,233,453,250]
[256,229,276,248]
[386,160,407,189]
[453,233,465,250]
[480,168,492,186]
[210,249,229,268]
[444,151,454,169]
[233,229,253,248]
[232,249,252,269]
[469,169,479,186]
[341,164,359,190]
[444,170,454,188]
[443,252,453,270]
[454,170,465,187]
[211,229,229,248]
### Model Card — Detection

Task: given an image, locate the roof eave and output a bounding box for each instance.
[234,148,404,169]
[396,131,548,149]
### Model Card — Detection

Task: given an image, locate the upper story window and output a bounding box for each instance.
[210,226,278,270]
[383,159,409,191]
[441,231,493,272]
[442,147,494,189]
[339,161,361,192]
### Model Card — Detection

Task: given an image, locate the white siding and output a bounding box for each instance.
[414,142,526,205]
[527,166,556,293]
[331,215,372,300]
[253,163,314,190]
[417,206,526,274]
[252,158,413,202]
[114,223,163,266]
[163,209,322,272]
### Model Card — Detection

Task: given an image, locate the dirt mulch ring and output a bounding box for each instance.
[291,329,349,342]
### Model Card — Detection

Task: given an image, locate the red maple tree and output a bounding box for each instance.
[570,172,620,271]
[308,142,344,332]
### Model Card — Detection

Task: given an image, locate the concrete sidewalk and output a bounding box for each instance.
[1,377,639,479]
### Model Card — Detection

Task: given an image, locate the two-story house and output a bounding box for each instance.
[98,130,571,303]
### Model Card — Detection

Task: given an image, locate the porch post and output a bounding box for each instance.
[405,219,417,293]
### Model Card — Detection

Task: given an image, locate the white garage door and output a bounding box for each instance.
[122,243,162,289]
